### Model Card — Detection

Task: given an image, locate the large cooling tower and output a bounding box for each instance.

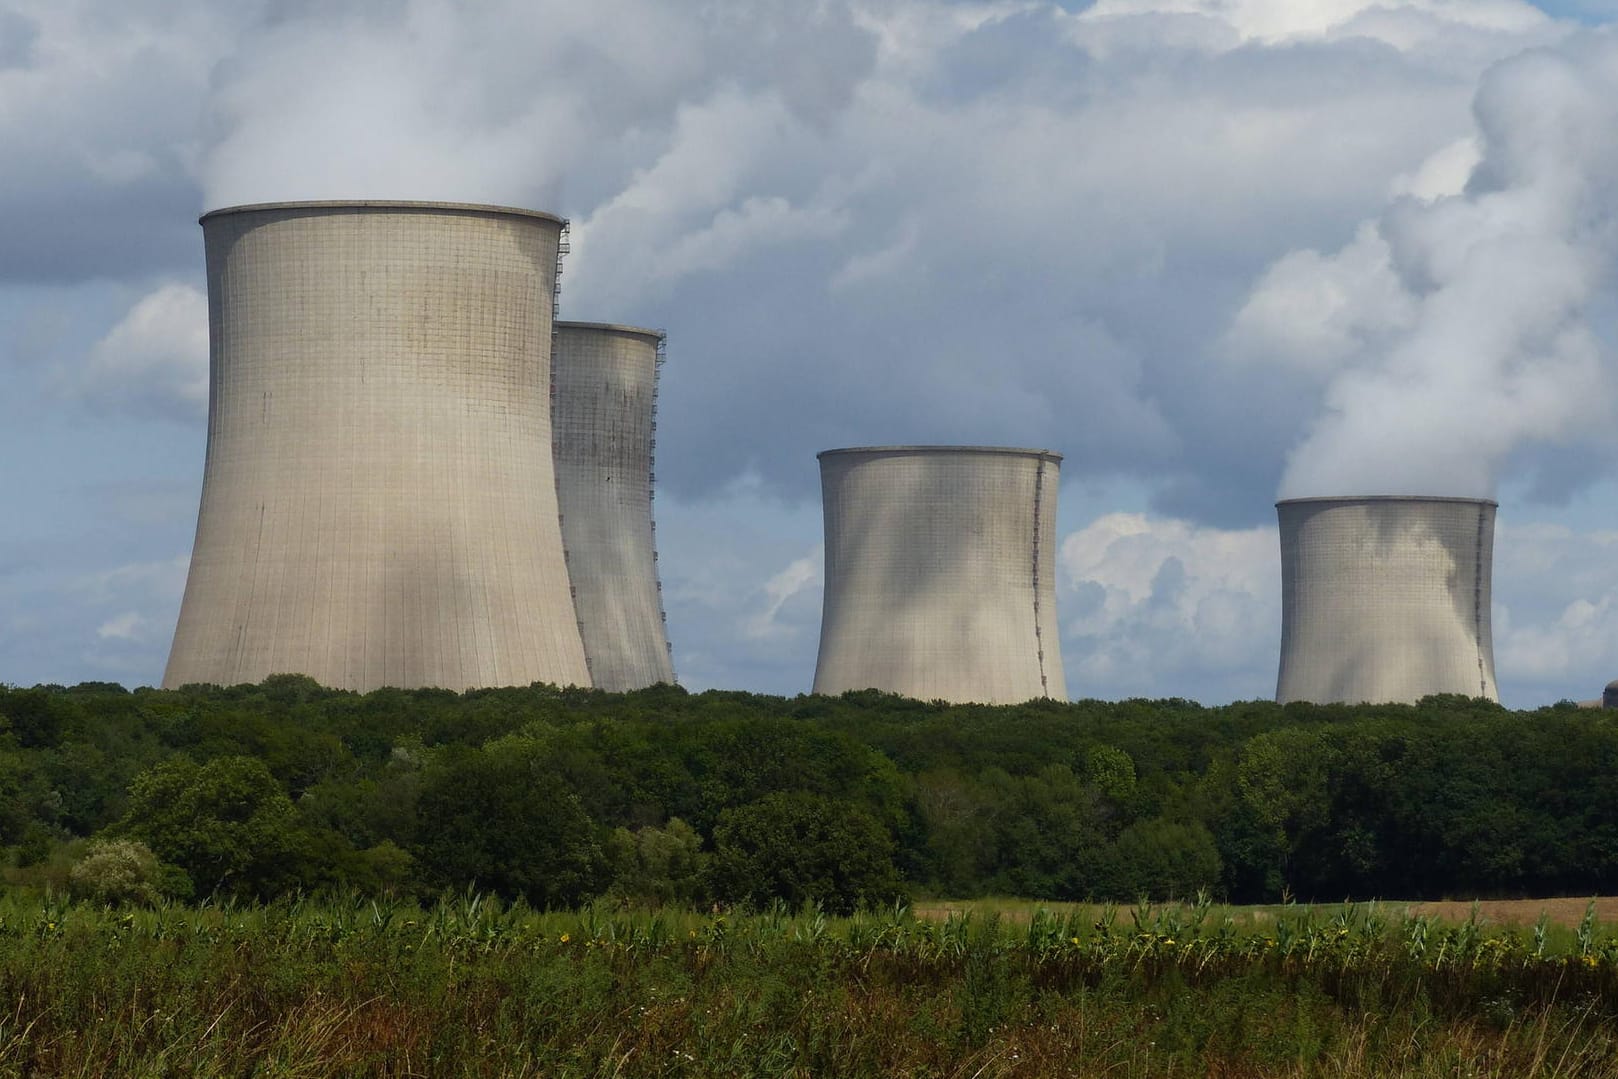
[551,321,675,691]
[164,201,591,692]
[812,446,1066,704]
[1275,496,1497,705]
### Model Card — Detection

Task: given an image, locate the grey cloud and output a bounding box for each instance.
[0,183,197,283]
[43,0,1507,525]
[0,3,251,282]
[0,8,38,68]
[14,0,1567,526]
[1508,443,1618,506]
[608,3,1534,516]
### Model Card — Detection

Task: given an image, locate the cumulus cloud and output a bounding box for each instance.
[566,88,851,311]
[1256,31,1618,500]
[1388,135,1482,200]
[1224,222,1418,375]
[1493,520,1618,701]
[1058,513,1278,700]
[1079,0,1546,43]
[743,547,822,642]
[653,483,823,692]
[96,611,152,642]
[0,542,193,686]
[75,283,208,421]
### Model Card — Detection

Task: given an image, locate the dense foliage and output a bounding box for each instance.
[4,894,1618,1076]
[0,678,1611,907]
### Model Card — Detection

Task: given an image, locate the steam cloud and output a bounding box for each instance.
[189,0,1597,513]
[196,0,873,212]
[1256,32,1618,500]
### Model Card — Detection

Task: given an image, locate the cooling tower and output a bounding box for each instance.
[812,446,1065,705]
[1275,496,1497,705]
[551,321,675,691]
[163,201,591,692]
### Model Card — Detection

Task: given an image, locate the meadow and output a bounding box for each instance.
[4,892,1618,1077]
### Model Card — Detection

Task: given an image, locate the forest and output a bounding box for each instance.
[0,678,1611,909]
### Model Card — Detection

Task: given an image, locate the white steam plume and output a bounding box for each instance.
[194,0,873,212]
[1260,31,1618,500]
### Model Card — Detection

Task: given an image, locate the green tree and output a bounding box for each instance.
[1084,745,1138,814]
[118,755,305,898]
[606,818,708,905]
[1229,728,1332,898]
[413,747,606,908]
[983,765,1108,899]
[1107,818,1223,900]
[708,791,904,914]
[912,769,997,895]
[0,688,63,749]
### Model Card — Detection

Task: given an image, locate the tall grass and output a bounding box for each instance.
[1,892,1616,1076]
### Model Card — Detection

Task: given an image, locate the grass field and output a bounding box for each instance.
[915,895,1618,930]
[4,892,1618,1076]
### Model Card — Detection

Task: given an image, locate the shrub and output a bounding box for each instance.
[68,839,180,905]
[359,840,415,896]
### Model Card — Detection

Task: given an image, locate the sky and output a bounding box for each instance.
[4,0,1618,708]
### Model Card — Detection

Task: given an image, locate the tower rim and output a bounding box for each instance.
[818,445,1063,462]
[199,200,566,228]
[555,321,666,342]
[1276,495,1498,508]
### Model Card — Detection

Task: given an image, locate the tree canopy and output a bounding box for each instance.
[0,679,1605,908]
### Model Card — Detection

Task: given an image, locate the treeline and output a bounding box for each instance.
[0,678,1611,909]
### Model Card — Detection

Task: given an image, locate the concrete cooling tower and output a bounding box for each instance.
[551,321,675,691]
[1275,496,1498,705]
[812,446,1065,705]
[164,201,591,693]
